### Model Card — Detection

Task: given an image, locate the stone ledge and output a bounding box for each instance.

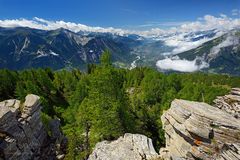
[160,89,240,160]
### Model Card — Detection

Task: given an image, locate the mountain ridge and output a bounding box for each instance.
[0,27,139,70]
[0,27,240,76]
[177,30,240,75]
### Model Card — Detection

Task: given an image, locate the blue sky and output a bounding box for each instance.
[0,0,239,29]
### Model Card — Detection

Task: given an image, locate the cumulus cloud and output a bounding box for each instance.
[0,14,239,38]
[0,17,129,35]
[139,15,240,38]
[155,15,240,55]
[177,15,240,32]
[155,14,240,72]
[156,56,209,72]
[162,33,217,54]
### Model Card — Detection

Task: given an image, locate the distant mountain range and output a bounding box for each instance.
[0,26,239,75]
[0,27,140,70]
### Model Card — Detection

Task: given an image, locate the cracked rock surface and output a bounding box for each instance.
[0,94,48,160]
[213,88,240,119]
[160,89,240,160]
[0,95,48,159]
[88,133,158,160]
[0,94,68,160]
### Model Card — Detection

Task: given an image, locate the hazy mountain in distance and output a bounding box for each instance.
[176,30,240,75]
[0,26,240,76]
[0,27,140,70]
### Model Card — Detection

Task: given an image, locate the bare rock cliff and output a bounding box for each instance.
[160,88,240,160]
[0,94,66,160]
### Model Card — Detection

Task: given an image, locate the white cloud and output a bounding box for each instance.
[208,33,239,59]
[155,14,240,72]
[232,9,240,16]
[150,15,240,55]
[0,15,239,56]
[0,14,239,38]
[156,56,209,72]
[220,14,227,18]
[162,34,217,55]
[138,15,240,37]
[0,17,129,35]
[179,15,240,32]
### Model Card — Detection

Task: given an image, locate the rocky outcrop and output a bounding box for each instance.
[0,94,67,160]
[88,133,159,160]
[88,89,240,160]
[0,94,48,159]
[213,88,240,119]
[160,89,240,160]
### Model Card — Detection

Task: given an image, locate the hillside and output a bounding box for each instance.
[0,27,139,70]
[1,66,240,159]
[1,52,240,159]
[177,30,240,75]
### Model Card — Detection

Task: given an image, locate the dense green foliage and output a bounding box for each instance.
[1,51,240,159]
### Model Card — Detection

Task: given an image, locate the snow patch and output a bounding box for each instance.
[19,37,30,54]
[36,50,48,58]
[49,50,59,56]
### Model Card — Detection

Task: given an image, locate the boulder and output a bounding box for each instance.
[88,133,159,160]
[22,94,41,118]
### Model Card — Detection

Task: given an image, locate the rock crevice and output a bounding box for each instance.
[0,94,48,160]
[0,94,66,160]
